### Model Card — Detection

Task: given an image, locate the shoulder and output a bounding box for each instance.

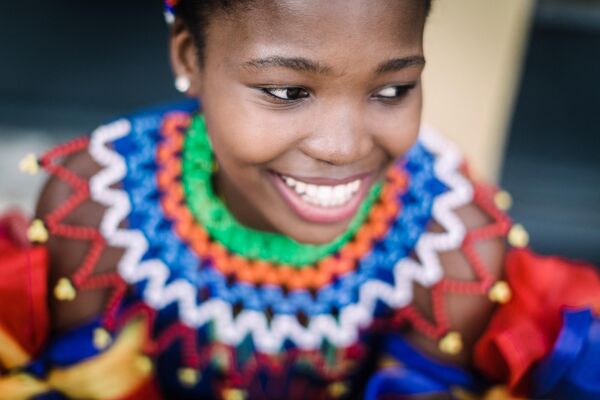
[404,129,513,366]
[35,143,116,333]
[35,102,197,333]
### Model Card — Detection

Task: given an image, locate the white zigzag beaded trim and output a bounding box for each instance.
[88,119,473,354]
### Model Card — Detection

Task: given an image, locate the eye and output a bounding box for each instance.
[373,84,416,100]
[262,87,310,101]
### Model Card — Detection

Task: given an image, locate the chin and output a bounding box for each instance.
[280,220,350,245]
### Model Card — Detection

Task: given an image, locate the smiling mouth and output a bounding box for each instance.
[281,175,362,208]
[269,170,376,224]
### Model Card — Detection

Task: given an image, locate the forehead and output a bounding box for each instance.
[205,0,426,69]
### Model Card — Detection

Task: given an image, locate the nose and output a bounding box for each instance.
[300,103,374,166]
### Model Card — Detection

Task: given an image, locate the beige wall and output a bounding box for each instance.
[422,0,535,182]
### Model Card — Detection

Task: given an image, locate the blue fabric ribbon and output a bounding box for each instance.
[365,335,481,399]
[534,308,600,400]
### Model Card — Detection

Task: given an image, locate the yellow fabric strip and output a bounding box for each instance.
[0,319,153,400]
[0,324,31,369]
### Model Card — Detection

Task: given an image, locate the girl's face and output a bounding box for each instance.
[172,0,427,244]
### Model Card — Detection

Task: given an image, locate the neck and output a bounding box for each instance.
[214,166,279,234]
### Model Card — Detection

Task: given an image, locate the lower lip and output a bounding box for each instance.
[269,172,374,224]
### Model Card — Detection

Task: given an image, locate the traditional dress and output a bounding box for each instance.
[0,101,598,399]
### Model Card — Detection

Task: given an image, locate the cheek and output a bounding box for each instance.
[370,91,423,158]
[203,105,300,168]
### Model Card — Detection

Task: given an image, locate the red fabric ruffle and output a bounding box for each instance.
[0,211,49,357]
[474,247,600,396]
[119,379,163,400]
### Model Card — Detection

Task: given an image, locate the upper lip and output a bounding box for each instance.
[271,170,376,186]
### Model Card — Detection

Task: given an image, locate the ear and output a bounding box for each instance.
[169,19,203,97]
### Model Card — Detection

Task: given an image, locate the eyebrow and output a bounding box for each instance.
[241,55,425,75]
[375,56,426,74]
[242,56,332,75]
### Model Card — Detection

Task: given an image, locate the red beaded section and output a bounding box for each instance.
[386,181,513,340]
[39,137,128,328]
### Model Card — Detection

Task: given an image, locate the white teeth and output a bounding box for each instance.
[295,181,307,194]
[281,175,362,208]
[306,184,318,197]
[318,186,333,198]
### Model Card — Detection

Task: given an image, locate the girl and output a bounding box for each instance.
[0,0,598,398]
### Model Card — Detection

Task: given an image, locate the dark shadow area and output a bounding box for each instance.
[0,0,177,134]
[501,0,600,265]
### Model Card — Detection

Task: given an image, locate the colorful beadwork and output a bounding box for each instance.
[164,0,179,15]
[163,0,180,23]
[88,109,473,355]
[35,103,516,395]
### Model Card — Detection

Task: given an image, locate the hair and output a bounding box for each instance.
[174,0,433,63]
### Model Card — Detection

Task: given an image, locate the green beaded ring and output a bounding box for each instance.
[182,114,383,267]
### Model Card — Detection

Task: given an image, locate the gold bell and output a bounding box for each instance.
[54,278,77,301]
[93,328,113,350]
[451,387,479,400]
[379,356,402,369]
[222,388,247,400]
[508,224,529,248]
[438,331,463,355]
[488,281,512,304]
[328,382,349,398]
[27,219,49,243]
[493,190,513,211]
[135,355,154,374]
[178,367,201,387]
[19,153,39,175]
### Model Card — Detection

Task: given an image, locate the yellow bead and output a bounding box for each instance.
[328,382,349,398]
[93,328,112,350]
[135,355,153,374]
[482,385,513,400]
[178,367,201,387]
[222,388,247,400]
[508,224,529,248]
[451,387,479,400]
[27,219,49,243]
[488,281,512,304]
[493,190,513,211]
[379,356,402,369]
[19,153,39,175]
[438,331,463,355]
[54,278,77,301]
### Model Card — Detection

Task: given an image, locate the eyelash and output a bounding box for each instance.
[372,84,417,101]
[261,87,310,103]
[260,83,416,104]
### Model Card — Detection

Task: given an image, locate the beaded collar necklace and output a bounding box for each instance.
[31,105,516,384]
[92,110,454,354]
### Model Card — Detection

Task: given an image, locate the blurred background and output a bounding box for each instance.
[0,0,598,265]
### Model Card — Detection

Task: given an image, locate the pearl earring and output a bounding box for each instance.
[175,76,191,93]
